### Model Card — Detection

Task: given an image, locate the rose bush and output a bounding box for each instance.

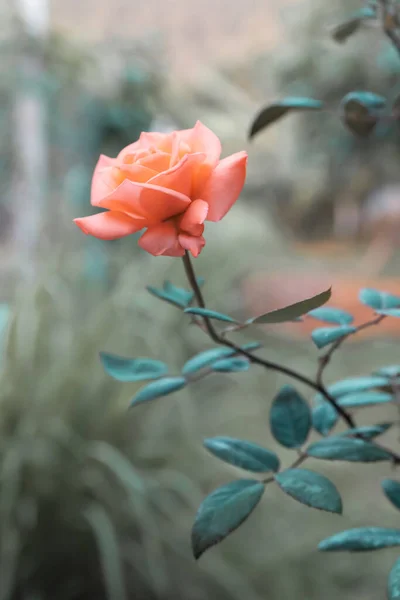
[74,121,247,257]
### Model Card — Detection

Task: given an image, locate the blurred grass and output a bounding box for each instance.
[1,203,400,599]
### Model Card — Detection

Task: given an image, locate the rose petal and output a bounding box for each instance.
[178,233,206,257]
[138,131,174,153]
[98,180,191,223]
[137,152,172,173]
[138,222,184,257]
[179,121,221,167]
[91,155,116,206]
[179,199,208,236]
[74,211,144,240]
[149,153,206,198]
[202,151,247,221]
[117,141,142,160]
[115,164,158,184]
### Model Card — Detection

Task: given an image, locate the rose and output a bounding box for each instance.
[74,121,247,257]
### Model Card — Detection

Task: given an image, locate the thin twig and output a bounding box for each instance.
[379,0,400,57]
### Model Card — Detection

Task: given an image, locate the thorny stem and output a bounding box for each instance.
[182,251,400,464]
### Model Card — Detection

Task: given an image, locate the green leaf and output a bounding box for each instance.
[270,385,311,448]
[376,309,400,318]
[338,423,393,440]
[203,437,280,473]
[318,527,400,552]
[388,557,400,600]
[212,358,250,372]
[251,288,331,325]
[191,479,265,559]
[249,97,323,139]
[308,306,354,325]
[312,402,338,436]
[307,437,392,462]
[359,288,400,310]
[311,326,356,349]
[340,92,386,137]
[100,352,168,382]
[338,391,393,408]
[184,308,238,323]
[130,377,186,407]
[382,480,400,511]
[331,7,376,44]
[182,342,261,375]
[275,468,342,514]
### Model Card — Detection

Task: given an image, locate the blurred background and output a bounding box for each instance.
[1,0,400,598]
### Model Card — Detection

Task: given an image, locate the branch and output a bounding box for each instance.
[379,0,400,57]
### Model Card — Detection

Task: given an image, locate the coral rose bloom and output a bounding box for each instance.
[74,121,247,257]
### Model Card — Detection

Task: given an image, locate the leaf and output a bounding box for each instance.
[388,557,400,600]
[270,385,312,448]
[249,97,323,139]
[312,401,339,436]
[374,365,400,378]
[212,358,250,372]
[146,285,191,309]
[377,309,400,318]
[275,468,342,514]
[327,376,389,397]
[308,306,354,325]
[307,437,392,462]
[382,480,400,511]
[311,326,356,349]
[338,391,393,408]
[191,479,265,559]
[251,288,331,325]
[182,342,261,375]
[338,423,393,440]
[359,288,400,310]
[100,352,168,382]
[203,437,280,473]
[130,377,186,407]
[330,7,376,44]
[162,281,194,306]
[184,308,238,323]
[318,527,400,552]
[340,92,386,137]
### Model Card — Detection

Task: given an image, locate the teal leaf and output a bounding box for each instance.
[162,281,194,306]
[130,377,186,407]
[308,306,354,325]
[191,479,265,559]
[338,391,392,408]
[331,7,376,43]
[374,365,400,378]
[388,557,400,600]
[147,284,192,309]
[100,352,168,382]
[326,376,388,398]
[340,92,386,137]
[312,401,338,436]
[203,437,280,473]
[270,385,311,448]
[359,288,400,310]
[318,527,400,552]
[311,326,356,348]
[249,97,323,139]
[376,309,400,318]
[251,288,331,325]
[275,468,342,514]
[382,480,400,511]
[307,437,392,462]
[212,357,250,372]
[182,342,261,375]
[338,423,393,440]
[184,308,238,323]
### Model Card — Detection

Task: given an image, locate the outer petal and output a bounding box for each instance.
[98,180,191,223]
[74,211,144,240]
[148,153,206,198]
[138,222,184,257]
[138,131,174,152]
[179,199,208,236]
[179,121,221,167]
[91,155,116,206]
[202,151,247,221]
[178,233,206,257]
